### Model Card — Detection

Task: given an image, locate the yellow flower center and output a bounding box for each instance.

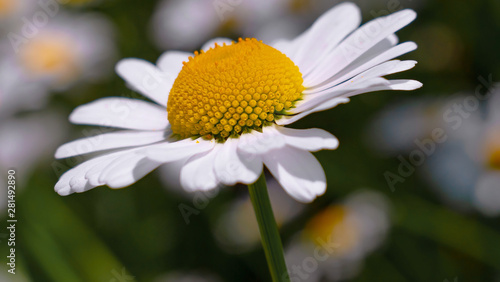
[489,149,500,170]
[20,34,79,83]
[167,38,304,141]
[304,205,359,256]
[484,130,500,170]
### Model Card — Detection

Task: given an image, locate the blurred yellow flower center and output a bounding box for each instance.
[20,35,78,82]
[489,149,500,170]
[304,206,359,256]
[0,0,16,15]
[167,38,304,141]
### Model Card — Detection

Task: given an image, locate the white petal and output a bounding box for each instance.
[306,59,418,96]
[69,97,169,131]
[214,138,263,186]
[156,51,193,78]
[55,150,131,195]
[276,97,350,125]
[55,130,170,159]
[289,2,361,75]
[272,39,295,58]
[116,58,174,106]
[294,77,389,113]
[237,125,286,155]
[85,155,119,186]
[281,79,421,125]
[305,41,417,94]
[180,146,221,192]
[276,127,339,152]
[305,9,417,87]
[201,37,233,51]
[474,171,500,216]
[263,146,326,203]
[156,51,191,77]
[141,138,215,163]
[99,152,162,189]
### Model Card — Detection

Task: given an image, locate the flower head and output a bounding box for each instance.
[55,3,421,202]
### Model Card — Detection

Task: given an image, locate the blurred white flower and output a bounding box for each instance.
[14,12,116,89]
[150,0,295,50]
[0,112,68,212]
[0,12,116,117]
[368,87,500,216]
[214,176,305,253]
[285,190,390,282]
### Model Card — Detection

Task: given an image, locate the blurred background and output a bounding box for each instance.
[1,0,500,281]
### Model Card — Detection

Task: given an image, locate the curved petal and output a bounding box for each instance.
[69,97,169,131]
[116,58,174,106]
[141,138,215,163]
[263,146,326,203]
[55,130,170,159]
[284,79,421,125]
[305,9,417,87]
[214,138,263,186]
[180,146,221,192]
[276,127,339,152]
[237,125,286,155]
[294,77,388,114]
[98,152,162,189]
[55,149,132,195]
[276,98,350,125]
[288,2,362,75]
[156,51,191,77]
[306,59,418,96]
[304,40,416,93]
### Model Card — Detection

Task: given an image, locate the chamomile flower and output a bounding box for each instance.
[1,12,116,117]
[285,191,390,282]
[54,3,421,202]
[369,86,500,216]
[150,0,292,50]
[427,87,500,216]
[214,176,305,253]
[0,112,67,212]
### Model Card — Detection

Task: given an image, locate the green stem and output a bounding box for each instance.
[248,172,290,282]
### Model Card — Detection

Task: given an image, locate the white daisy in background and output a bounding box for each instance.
[15,12,116,89]
[368,87,500,216]
[0,0,34,26]
[54,3,421,202]
[0,49,49,118]
[214,176,305,253]
[0,112,68,212]
[367,96,480,155]
[150,0,298,50]
[285,190,390,282]
[0,12,116,117]
[425,88,500,216]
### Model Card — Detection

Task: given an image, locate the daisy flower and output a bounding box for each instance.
[55,2,421,202]
[285,190,390,282]
[425,87,500,216]
[214,176,305,253]
[368,89,500,216]
[1,12,116,117]
[150,0,293,50]
[0,112,67,213]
